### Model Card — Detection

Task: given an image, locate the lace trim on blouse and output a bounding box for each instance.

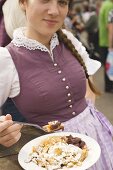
[12,27,59,52]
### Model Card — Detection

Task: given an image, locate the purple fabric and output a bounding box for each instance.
[88,100,113,137]
[7,42,87,125]
[63,104,113,169]
[0,0,11,46]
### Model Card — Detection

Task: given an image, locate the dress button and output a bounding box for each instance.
[66,85,69,89]
[54,63,57,66]
[69,105,72,108]
[62,77,66,81]
[67,93,71,97]
[72,112,76,115]
[58,70,62,74]
[68,99,72,103]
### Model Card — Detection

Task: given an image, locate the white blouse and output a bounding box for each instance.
[0,27,101,107]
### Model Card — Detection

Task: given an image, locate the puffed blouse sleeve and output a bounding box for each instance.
[0,47,20,107]
[62,29,101,75]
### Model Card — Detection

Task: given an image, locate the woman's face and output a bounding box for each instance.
[20,0,69,41]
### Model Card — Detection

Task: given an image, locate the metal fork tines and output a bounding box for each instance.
[14,121,49,134]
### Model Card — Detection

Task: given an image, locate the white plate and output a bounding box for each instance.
[18,132,101,170]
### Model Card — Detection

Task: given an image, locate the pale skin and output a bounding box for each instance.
[0,114,23,147]
[0,0,95,147]
[20,0,69,48]
[85,77,96,104]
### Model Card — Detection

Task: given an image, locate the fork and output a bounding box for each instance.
[0,120,49,135]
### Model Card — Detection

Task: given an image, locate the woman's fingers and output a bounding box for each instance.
[0,114,23,147]
[0,114,13,132]
[2,132,22,147]
[5,114,12,120]
[0,114,12,121]
[0,120,13,133]
[0,129,21,143]
[0,123,23,137]
[0,127,22,146]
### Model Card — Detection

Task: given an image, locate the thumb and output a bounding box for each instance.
[5,114,12,121]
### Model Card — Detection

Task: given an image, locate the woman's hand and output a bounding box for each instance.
[0,114,23,147]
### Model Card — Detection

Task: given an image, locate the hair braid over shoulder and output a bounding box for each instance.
[57,29,100,95]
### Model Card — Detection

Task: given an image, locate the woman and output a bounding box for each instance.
[108,9,113,52]
[0,0,113,169]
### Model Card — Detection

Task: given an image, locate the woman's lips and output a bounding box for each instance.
[44,19,58,25]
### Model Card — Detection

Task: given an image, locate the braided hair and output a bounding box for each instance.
[57,29,100,95]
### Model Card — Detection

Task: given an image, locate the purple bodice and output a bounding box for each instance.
[7,42,87,126]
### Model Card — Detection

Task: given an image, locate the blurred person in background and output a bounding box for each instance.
[64,4,84,40]
[108,9,113,51]
[95,0,103,16]
[64,5,77,34]
[85,5,100,61]
[85,5,98,51]
[82,1,91,24]
[72,5,84,38]
[106,9,113,83]
[0,0,26,120]
[99,0,113,93]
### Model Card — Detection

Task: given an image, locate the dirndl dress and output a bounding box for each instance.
[63,100,113,170]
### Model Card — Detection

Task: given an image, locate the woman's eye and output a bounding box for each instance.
[40,0,69,5]
[58,0,69,6]
[41,0,49,3]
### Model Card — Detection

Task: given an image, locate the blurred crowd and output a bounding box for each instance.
[64,0,113,93]
[64,0,101,58]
